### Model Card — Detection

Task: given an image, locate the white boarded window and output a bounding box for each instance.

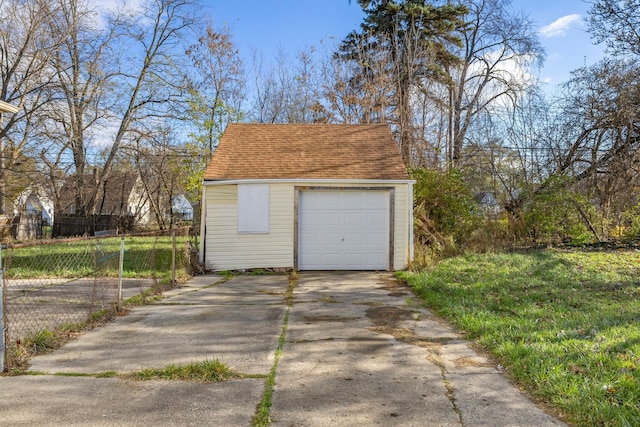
[238,184,269,233]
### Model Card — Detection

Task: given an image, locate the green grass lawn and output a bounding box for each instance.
[4,235,188,279]
[399,250,640,427]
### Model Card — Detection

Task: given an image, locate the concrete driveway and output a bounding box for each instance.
[0,272,567,426]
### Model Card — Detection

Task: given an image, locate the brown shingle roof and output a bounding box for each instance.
[204,123,409,181]
[58,171,138,215]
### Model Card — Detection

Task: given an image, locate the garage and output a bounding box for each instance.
[297,189,390,270]
[201,123,414,272]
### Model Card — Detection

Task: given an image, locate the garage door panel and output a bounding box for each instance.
[321,192,341,207]
[366,212,386,226]
[320,213,340,226]
[298,190,389,270]
[322,254,342,266]
[302,192,319,208]
[365,192,387,205]
[302,212,320,225]
[299,254,318,267]
[367,254,386,266]
[366,235,386,247]
[344,193,364,208]
[344,212,364,225]
[301,233,319,246]
[343,233,363,245]
[322,233,342,244]
[343,254,365,268]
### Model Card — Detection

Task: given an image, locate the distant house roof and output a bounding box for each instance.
[474,192,502,216]
[203,123,409,181]
[59,171,138,215]
[474,192,499,206]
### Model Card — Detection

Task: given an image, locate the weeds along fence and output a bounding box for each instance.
[0,227,194,371]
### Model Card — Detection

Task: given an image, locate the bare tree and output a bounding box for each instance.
[449,0,544,168]
[287,48,328,123]
[455,91,554,217]
[506,57,640,239]
[0,0,63,214]
[250,47,328,124]
[554,60,640,181]
[589,0,640,56]
[182,21,245,202]
[186,21,245,154]
[90,0,195,220]
[249,49,283,123]
[583,0,640,235]
[322,35,394,125]
[36,0,196,230]
[39,0,118,216]
[126,128,184,229]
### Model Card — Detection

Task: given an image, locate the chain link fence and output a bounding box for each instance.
[1,227,194,371]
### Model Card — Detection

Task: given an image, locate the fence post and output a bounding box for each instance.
[0,244,5,372]
[117,235,125,312]
[171,230,176,286]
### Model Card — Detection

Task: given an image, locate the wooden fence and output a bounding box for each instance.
[53,214,135,237]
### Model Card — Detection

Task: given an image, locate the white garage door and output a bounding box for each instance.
[298,190,389,270]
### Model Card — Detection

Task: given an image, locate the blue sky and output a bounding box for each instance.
[201,1,365,55]
[202,0,606,94]
[512,0,605,89]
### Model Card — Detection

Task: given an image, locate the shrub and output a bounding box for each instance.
[518,176,594,245]
[409,167,480,263]
[621,202,640,240]
[465,216,515,252]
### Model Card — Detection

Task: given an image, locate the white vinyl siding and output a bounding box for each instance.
[203,184,293,271]
[393,184,411,269]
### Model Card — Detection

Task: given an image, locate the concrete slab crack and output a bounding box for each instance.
[440,366,465,426]
[367,322,466,426]
[250,273,297,427]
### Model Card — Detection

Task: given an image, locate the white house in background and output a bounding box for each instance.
[128,176,153,225]
[200,123,415,272]
[474,191,502,216]
[128,176,193,225]
[14,186,54,225]
[172,194,193,221]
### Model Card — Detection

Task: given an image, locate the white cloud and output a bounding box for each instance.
[86,0,148,30]
[539,14,582,38]
[91,0,146,16]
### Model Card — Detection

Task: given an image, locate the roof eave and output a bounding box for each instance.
[203,178,415,186]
